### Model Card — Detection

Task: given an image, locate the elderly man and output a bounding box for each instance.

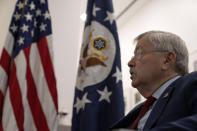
[111,31,197,130]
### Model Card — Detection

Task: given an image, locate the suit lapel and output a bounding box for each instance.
[111,103,143,129]
[143,85,174,129]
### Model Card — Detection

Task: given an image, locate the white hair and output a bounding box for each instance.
[135,30,189,75]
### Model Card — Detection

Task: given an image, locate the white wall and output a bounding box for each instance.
[0,0,15,50]
[1,0,197,126]
[118,0,197,114]
[49,0,83,125]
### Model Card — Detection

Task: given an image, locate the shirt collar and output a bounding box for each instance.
[152,76,181,99]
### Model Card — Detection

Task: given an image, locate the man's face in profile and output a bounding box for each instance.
[128,35,164,93]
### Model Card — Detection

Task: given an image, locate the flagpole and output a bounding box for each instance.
[22,0,26,16]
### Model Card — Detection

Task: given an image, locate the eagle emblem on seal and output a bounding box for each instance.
[80,32,108,70]
[76,21,116,91]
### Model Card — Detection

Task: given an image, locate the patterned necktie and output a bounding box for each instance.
[130,96,156,129]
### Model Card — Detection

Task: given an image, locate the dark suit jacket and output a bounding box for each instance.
[111,71,197,131]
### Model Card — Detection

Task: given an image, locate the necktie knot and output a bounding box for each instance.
[144,96,156,107]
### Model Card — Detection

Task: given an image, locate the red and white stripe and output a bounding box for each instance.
[0,32,58,131]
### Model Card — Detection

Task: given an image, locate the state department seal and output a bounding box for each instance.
[76,21,116,91]
[92,37,107,52]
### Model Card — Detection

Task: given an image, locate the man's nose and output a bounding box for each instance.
[128,57,135,67]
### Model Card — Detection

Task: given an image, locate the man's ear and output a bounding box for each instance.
[162,51,176,70]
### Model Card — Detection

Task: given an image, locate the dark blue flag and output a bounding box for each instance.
[72,0,124,131]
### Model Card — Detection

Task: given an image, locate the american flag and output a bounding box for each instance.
[0,0,58,130]
[72,0,124,131]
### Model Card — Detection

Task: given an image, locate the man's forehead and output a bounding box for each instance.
[134,36,153,51]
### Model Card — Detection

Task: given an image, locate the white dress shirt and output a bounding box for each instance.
[137,76,180,130]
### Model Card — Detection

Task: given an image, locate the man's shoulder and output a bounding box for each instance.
[168,71,197,98]
[174,71,197,84]
[184,71,197,77]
